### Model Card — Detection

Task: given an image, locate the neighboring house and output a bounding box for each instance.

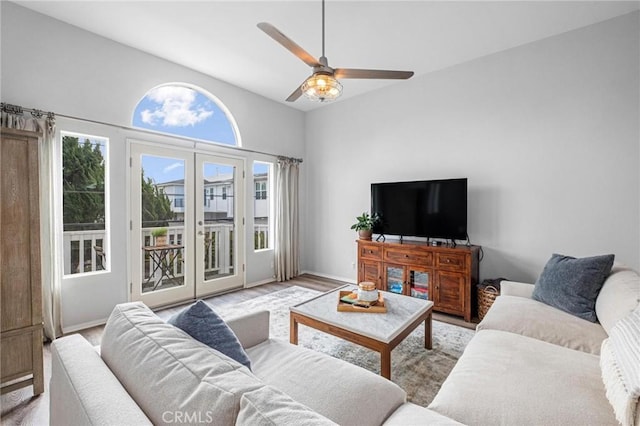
[253,173,269,226]
[156,173,268,225]
[156,179,186,217]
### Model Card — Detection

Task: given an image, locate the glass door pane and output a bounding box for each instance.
[140,155,185,293]
[409,268,430,300]
[130,144,194,307]
[386,265,405,294]
[195,154,244,296]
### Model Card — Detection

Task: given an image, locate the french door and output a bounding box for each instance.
[195,153,245,297]
[130,142,244,307]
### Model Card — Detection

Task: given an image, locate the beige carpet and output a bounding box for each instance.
[214,286,474,406]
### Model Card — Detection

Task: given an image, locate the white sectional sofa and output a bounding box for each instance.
[50,302,457,426]
[428,263,640,425]
[50,263,639,425]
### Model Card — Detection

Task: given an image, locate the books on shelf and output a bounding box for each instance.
[411,287,429,300]
[388,282,404,294]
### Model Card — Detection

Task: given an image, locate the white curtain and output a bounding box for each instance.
[1,109,63,339]
[274,157,301,281]
[37,115,63,339]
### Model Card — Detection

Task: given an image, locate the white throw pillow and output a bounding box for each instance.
[236,386,337,426]
[600,307,640,426]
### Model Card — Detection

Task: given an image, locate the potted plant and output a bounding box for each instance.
[151,227,168,246]
[350,212,380,240]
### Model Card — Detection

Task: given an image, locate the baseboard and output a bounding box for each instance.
[62,317,108,335]
[300,270,355,284]
[245,277,276,288]
[60,274,342,334]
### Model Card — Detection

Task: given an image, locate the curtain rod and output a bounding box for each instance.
[1,102,55,120]
[0,102,303,164]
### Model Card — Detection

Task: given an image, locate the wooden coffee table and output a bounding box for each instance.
[290,284,433,379]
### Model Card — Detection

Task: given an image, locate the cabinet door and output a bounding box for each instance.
[384,264,406,295]
[434,270,466,315]
[1,129,44,395]
[359,259,382,290]
[1,131,41,333]
[408,266,432,301]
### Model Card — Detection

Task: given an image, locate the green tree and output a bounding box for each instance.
[62,135,173,230]
[62,136,105,231]
[141,172,173,228]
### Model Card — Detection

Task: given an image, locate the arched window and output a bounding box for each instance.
[132,84,239,146]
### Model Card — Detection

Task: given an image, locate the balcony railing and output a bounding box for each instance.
[63,223,271,276]
[63,230,105,275]
[254,223,269,250]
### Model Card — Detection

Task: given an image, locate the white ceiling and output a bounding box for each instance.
[15,1,640,111]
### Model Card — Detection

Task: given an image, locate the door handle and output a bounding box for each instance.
[198,231,204,236]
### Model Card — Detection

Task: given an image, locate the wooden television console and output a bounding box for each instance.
[357,239,480,322]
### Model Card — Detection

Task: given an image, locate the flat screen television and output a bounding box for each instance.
[371,178,467,240]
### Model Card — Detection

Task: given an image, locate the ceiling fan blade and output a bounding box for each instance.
[258,22,321,68]
[286,84,304,102]
[334,69,414,80]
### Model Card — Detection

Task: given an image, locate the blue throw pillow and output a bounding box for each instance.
[168,300,252,370]
[532,253,615,322]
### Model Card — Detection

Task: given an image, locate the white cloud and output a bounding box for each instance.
[140,86,214,127]
[163,162,184,173]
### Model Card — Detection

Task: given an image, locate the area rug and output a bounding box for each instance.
[215,286,474,406]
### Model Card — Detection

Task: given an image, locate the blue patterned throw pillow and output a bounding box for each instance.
[532,253,615,322]
[168,300,252,370]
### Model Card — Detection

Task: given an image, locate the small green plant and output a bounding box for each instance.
[350,212,380,231]
[151,227,168,238]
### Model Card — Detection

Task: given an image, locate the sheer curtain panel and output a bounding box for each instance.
[274,157,300,281]
[38,116,63,339]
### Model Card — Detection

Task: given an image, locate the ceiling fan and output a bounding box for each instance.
[258,0,414,103]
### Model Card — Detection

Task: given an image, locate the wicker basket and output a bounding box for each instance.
[477,285,499,320]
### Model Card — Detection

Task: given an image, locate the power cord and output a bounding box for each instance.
[464,232,484,262]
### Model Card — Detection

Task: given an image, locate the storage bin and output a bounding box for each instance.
[477,278,507,320]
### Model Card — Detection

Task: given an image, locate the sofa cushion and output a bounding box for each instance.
[50,334,152,426]
[600,308,640,426]
[532,253,614,322]
[236,385,337,426]
[246,338,406,426]
[382,403,463,425]
[101,302,264,425]
[596,264,640,333]
[477,295,608,354]
[168,300,252,369]
[225,310,271,349]
[499,280,535,298]
[428,329,617,426]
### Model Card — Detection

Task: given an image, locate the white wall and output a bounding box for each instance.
[1,2,305,331]
[303,12,640,283]
[2,3,638,330]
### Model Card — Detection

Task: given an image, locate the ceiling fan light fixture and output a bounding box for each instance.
[258,0,413,103]
[302,73,342,102]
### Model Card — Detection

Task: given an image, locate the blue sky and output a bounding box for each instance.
[132,85,236,145]
[141,156,185,184]
[142,157,268,184]
[134,85,269,184]
[142,156,236,184]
